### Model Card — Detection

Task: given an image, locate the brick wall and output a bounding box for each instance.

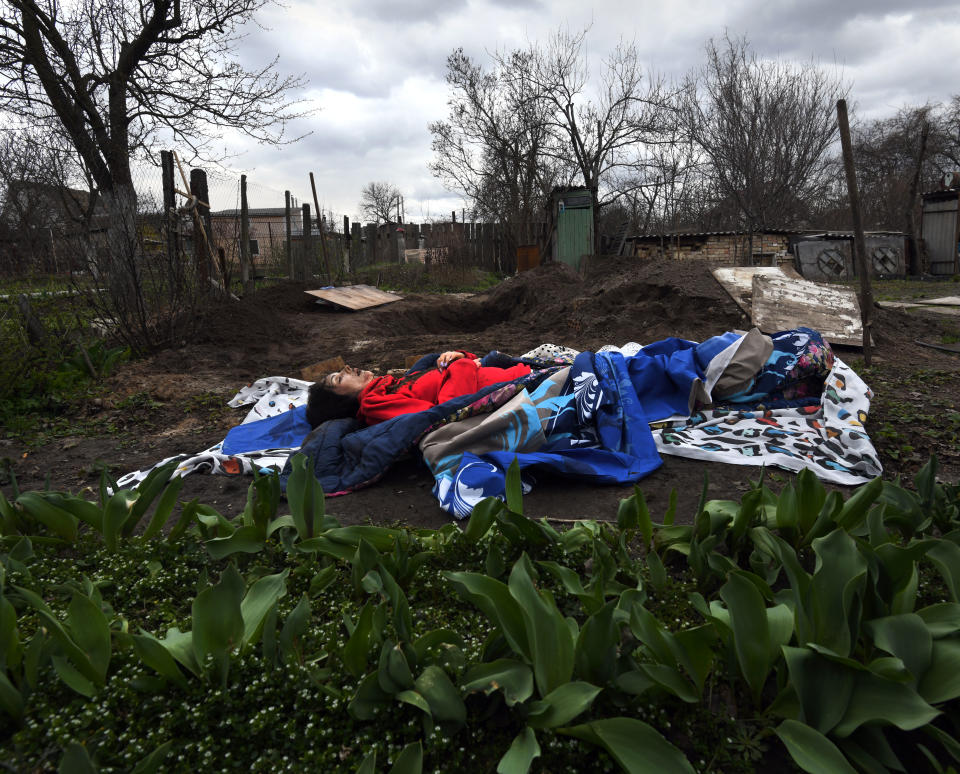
[630,233,791,265]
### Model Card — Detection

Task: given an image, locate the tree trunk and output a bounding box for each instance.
[100,181,141,318]
[905,120,930,276]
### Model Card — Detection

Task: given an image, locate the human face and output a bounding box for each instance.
[324,365,374,397]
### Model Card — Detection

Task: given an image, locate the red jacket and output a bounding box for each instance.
[357,356,531,425]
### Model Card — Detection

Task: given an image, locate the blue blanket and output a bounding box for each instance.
[282,334,745,517]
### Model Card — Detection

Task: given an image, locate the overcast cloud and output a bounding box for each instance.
[215,0,960,223]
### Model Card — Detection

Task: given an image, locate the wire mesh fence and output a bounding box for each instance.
[0,152,529,287]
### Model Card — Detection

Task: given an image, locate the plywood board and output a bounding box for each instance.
[712,267,790,315]
[877,300,960,316]
[304,284,401,311]
[751,274,863,347]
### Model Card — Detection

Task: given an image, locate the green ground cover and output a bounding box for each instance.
[857,277,960,303]
[2,457,960,772]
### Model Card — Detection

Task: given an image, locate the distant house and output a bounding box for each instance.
[210,207,302,272]
[0,180,109,272]
[625,230,795,266]
[1,180,109,232]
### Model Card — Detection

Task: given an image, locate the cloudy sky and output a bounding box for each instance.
[217,0,960,223]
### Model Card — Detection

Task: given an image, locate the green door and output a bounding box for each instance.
[557,206,593,269]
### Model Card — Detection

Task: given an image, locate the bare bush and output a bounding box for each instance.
[681,34,846,240]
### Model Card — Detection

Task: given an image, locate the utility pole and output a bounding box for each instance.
[837,98,873,364]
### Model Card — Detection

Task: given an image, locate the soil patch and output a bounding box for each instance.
[5,258,959,527]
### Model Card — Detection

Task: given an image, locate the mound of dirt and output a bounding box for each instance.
[130,259,959,378]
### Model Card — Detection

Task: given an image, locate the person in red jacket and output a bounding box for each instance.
[305,350,531,427]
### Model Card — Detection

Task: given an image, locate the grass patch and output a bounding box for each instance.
[853,364,960,467]
[841,277,959,303]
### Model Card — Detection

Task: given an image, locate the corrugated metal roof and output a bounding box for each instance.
[627,229,797,240]
[922,189,960,202]
[795,230,907,239]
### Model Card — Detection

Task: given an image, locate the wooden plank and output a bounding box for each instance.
[920,296,960,307]
[751,274,863,347]
[712,267,789,315]
[304,284,402,311]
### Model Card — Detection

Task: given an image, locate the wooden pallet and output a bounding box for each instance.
[304,284,402,311]
[713,267,866,347]
[712,267,793,315]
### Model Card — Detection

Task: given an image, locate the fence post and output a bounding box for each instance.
[240,174,252,293]
[363,223,373,266]
[468,220,475,266]
[189,168,214,284]
[160,151,176,267]
[301,203,312,281]
[284,190,293,278]
[308,172,333,281]
[350,222,360,271]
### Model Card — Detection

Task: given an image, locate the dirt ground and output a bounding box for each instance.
[5,257,960,528]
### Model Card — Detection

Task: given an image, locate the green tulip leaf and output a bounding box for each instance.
[775,719,856,774]
[559,717,695,773]
[496,726,540,774]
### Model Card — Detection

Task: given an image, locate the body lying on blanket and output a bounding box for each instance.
[306,350,533,428]
[284,327,882,519]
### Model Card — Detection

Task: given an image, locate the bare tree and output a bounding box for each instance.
[527,27,670,252]
[358,181,402,225]
[933,95,960,173]
[0,0,305,193]
[429,48,562,260]
[0,0,307,349]
[430,29,669,258]
[682,34,846,256]
[626,120,705,237]
[837,106,933,230]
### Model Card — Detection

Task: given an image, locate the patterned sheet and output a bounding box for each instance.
[653,357,881,484]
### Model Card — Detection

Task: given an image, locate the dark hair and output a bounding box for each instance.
[306,378,360,428]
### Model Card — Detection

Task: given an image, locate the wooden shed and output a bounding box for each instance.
[921,188,960,276]
[791,232,908,280]
[552,188,593,269]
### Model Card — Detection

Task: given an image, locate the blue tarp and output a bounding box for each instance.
[222,405,312,455]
